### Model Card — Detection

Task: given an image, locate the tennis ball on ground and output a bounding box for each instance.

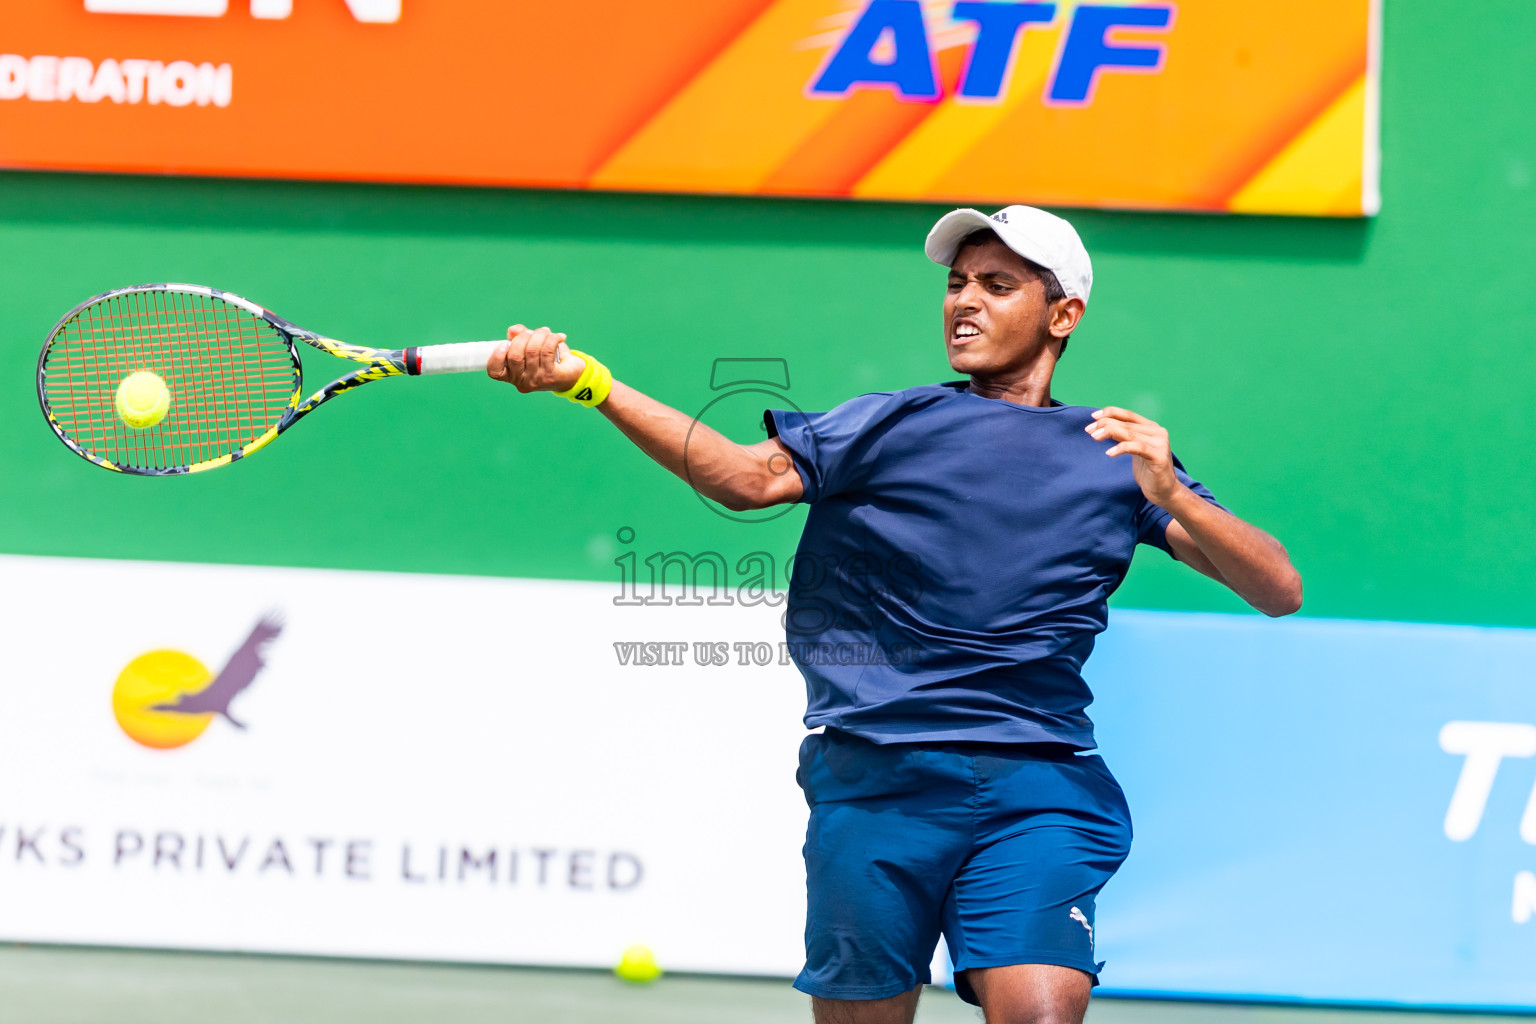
[116,371,171,430]
[614,944,661,984]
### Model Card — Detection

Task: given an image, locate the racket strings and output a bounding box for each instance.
[41,290,299,471]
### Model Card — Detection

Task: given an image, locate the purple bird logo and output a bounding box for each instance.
[112,614,284,750]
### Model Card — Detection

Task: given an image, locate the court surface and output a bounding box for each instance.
[2,945,1527,1024]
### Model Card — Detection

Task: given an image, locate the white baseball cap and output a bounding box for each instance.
[925,205,1093,303]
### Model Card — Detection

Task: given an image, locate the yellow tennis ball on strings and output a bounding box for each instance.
[614,944,662,984]
[115,371,171,430]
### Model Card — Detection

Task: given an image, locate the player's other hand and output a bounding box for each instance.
[486,325,586,393]
[1086,407,1186,509]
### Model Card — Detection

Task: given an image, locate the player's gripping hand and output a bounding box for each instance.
[486,325,586,393]
[1086,406,1187,509]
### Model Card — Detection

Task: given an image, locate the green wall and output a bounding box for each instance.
[4,1,1532,628]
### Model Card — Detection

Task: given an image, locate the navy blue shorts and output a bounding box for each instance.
[794,729,1132,1007]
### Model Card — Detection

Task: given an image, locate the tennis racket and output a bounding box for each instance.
[38,283,505,475]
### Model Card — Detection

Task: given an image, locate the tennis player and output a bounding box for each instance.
[487,205,1302,1024]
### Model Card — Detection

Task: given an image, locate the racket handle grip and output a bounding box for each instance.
[406,341,502,376]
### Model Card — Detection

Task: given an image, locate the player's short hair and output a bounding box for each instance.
[956,228,1073,353]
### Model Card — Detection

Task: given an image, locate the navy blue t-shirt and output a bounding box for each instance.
[766,382,1221,748]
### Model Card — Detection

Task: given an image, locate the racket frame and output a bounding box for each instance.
[37,282,451,477]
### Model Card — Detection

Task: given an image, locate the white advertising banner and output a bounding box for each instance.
[0,554,811,973]
[15,553,1532,1009]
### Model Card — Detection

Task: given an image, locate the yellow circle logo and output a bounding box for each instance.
[112,649,216,750]
[111,616,284,750]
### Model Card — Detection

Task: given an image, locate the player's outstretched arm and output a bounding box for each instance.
[1087,406,1303,617]
[486,326,802,512]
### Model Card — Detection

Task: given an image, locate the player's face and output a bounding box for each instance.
[943,240,1057,377]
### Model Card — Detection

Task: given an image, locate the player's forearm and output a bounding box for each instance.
[597,381,802,511]
[1164,487,1302,617]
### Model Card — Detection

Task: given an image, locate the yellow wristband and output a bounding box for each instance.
[552,349,613,408]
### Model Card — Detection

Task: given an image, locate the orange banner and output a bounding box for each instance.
[0,1,1380,216]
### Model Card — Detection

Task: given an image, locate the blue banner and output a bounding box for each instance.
[1088,610,1536,1009]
